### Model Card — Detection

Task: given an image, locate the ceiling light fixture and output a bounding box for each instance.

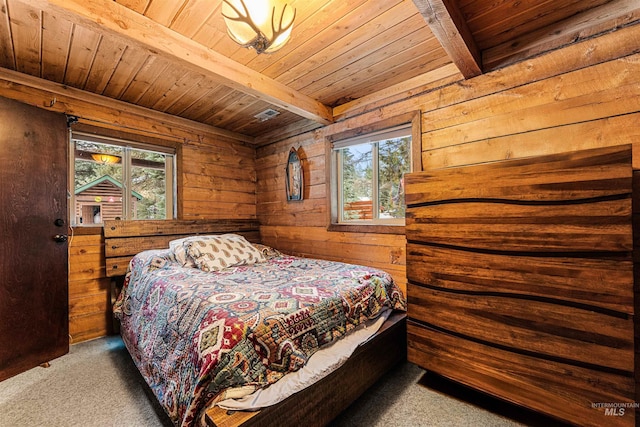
[222,0,296,54]
[91,153,121,164]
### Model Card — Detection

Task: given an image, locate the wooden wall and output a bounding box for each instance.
[67,133,256,343]
[68,230,109,342]
[419,25,640,170]
[256,22,640,299]
[257,135,408,293]
[65,19,640,342]
[0,67,259,342]
[5,19,640,344]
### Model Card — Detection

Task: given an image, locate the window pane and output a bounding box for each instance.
[73,140,124,225]
[131,148,167,220]
[71,136,174,225]
[341,143,373,221]
[378,136,411,219]
[333,125,412,225]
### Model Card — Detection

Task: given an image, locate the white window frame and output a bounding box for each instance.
[69,131,176,226]
[331,125,413,226]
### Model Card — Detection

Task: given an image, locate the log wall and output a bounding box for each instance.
[67,133,256,343]
[256,22,640,301]
[257,137,408,292]
[5,20,640,343]
[0,66,258,342]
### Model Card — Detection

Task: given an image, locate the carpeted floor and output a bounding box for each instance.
[0,336,567,426]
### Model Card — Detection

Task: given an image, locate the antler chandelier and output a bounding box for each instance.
[222,0,296,54]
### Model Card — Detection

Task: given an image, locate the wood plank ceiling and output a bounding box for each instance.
[0,0,638,144]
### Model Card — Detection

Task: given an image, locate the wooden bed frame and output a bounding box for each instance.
[404,145,638,427]
[103,218,407,427]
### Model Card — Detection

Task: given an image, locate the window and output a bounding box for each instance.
[69,132,175,226]
[332,125,412,225]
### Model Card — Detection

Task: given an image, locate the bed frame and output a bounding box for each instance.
[405,145,638,427]
[103,218,407,427]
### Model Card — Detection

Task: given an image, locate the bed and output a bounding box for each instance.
[404,145,638,427]
[104,220,407,427]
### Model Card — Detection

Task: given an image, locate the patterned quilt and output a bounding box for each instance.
[113,249,405,426]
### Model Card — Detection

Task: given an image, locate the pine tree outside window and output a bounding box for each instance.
[332,125,411,225]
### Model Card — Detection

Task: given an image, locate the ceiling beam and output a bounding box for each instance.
[412,0,482,79]
[332,63,463,121]
[29,0,334,125]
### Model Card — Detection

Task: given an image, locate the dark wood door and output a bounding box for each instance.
[0,96,69,381]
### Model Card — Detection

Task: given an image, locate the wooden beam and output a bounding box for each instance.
[332,63,463,120]
[28,0,334,125]
[412,0,482,79]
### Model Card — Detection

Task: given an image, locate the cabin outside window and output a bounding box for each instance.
[69,132,176,226]
[331,125,412,226]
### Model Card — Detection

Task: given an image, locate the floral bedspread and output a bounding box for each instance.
[113,249,405,426]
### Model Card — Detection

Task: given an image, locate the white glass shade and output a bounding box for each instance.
[222,0,295,54]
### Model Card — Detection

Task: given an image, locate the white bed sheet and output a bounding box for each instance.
[216,308,391,411]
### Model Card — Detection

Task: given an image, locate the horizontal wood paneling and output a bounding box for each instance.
[67,127,257,341]
[68,232,111,342]
[405,145,636,426]
[67,15,640,346]
[69,312,111,343]
[408,283,634,372]
[424,113,640,170]
[407,322,635,427]
[256,132,408,295]
[419,31,640,170]
[407,244,634,314]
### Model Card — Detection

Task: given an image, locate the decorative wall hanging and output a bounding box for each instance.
[285,147,303,201]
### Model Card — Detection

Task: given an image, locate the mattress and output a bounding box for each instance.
[113,241,405,426]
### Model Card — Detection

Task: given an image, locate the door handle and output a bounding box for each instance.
[53,234,68,243]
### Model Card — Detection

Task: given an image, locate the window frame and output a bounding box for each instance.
[333,125,411,225]
[326,111,421,234]
[69,129,177,226]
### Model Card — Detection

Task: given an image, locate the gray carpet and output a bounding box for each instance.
[0,336,564,427]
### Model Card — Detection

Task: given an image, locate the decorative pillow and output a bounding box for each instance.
[169,234,244,268]
[252,243,283,260]
[169,236,207,268]
[186,234,266,272]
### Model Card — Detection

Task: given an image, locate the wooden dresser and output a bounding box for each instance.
[404,145,638,427]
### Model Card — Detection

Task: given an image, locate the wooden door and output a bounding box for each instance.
[0,96,69,381]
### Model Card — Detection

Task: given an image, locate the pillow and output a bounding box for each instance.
[169,236,206,268]
[169,234,244,268]
[252,243,283,260]
[186,234,266,272]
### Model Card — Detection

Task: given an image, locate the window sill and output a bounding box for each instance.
[327,223,405,235]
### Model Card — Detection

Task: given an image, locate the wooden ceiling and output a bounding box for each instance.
[0,0,638,144]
